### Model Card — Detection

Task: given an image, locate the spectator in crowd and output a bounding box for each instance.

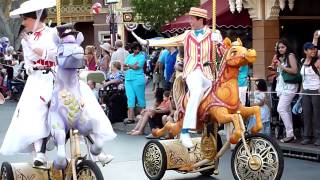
[270,39,299,143]
[111,40,129,70]
[0,71,5,104]
[123,42,146,124]
[98,42,112,78]
[0,37,10,54]
[313,30,320,57]
[84,45,97,71]
[128,90,171,136]
[238,65,249,105]
[299,42,320,146]
[247,79,270,135]
[103,61,124,89]
[158,48,169,88]
[152,57,161,91]
[3,46,17,100]
[87,80,99,101]
[164,46,178,90]
[0,91,4,104]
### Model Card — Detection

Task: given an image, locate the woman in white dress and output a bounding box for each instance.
[0,1,58,167]
[0,0,116,167]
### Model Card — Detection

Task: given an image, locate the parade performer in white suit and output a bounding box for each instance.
[0,0,116,166]
[132,7,223,148]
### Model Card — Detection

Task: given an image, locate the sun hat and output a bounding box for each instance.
[188,7,208,19]
[100,43,113,53]
[10,0,56,18]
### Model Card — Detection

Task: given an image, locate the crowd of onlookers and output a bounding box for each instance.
[247,30,320,146]
[0,37,26,104]
[2,30,320,146]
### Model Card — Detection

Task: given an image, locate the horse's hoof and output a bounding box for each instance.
[230,133,241,144]
[53,159,68,170]
[90,144,102,156]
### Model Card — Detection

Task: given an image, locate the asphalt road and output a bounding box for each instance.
[1,101,320,180]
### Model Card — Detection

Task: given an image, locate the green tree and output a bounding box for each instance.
[0,0,24,49]
[131,0,200,32]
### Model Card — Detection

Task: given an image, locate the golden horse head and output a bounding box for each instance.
[221,37,256,68]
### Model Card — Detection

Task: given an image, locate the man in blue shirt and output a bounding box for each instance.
[164,47,178,90]
[238,65,249,105]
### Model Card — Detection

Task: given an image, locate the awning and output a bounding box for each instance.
[161,0,251,34]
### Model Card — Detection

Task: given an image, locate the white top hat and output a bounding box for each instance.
[10,0,56,18]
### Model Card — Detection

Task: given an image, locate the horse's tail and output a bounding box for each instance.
[172,74,186,109]
[152,74,186,138]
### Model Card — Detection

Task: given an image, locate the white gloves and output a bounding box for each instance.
[211,30,223,44]
[131,31,148,46]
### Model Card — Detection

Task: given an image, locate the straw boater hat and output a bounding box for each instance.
[188,7,208,19]
[9,0,56,18]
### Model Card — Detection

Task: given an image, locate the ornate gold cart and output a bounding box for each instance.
[1,130,103,180]
[142,113,284,180]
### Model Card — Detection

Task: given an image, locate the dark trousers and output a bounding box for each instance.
[148,113,167,130]
[302,89,320,140]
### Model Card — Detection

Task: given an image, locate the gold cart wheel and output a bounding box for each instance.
[1,162,14,180]
[73,160,103,180]
[231,133,284,180]
[142,140,167,180]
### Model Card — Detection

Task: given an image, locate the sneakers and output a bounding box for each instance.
[280,136,295,143]
[300,139,312,145]
[180,133,194,148]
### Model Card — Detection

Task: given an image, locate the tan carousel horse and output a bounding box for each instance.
[153,38,262,144]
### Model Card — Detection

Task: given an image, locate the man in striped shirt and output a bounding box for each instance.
[132,7,223,148]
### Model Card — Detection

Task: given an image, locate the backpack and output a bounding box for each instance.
[301,57,320,77]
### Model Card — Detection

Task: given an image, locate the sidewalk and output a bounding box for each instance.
[111,83,320,161]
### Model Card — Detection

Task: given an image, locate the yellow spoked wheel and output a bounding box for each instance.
[231,133,284,180]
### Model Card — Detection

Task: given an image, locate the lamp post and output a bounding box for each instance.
[106,0,119,47]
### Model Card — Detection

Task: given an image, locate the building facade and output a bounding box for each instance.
[230,0,320,79]
[47,0,94,47]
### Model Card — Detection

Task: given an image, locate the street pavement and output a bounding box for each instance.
[1,100,320,179]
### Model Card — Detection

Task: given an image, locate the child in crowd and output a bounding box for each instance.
[247,79,271,135]
[127,90,171,135]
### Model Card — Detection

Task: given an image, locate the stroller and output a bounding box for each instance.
[99,84,127,123]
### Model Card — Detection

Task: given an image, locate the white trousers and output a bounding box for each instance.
[183,69,211,129]
[277,93,296,137]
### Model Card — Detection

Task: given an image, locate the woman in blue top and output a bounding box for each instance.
[123,42,146,123]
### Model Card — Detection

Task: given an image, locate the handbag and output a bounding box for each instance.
[281,57,302,84]
[282,71,302,84]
